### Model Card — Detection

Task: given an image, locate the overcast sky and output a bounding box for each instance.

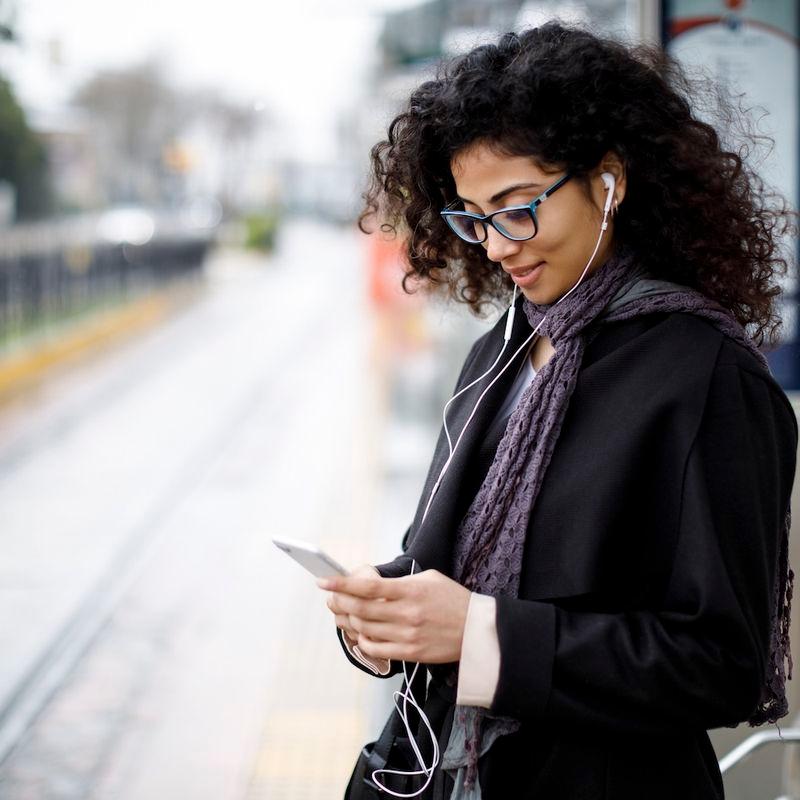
[5,0,423,159]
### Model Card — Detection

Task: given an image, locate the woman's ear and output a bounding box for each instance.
[594,151,627,211]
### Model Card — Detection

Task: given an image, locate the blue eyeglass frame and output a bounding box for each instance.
[440,172,572,243]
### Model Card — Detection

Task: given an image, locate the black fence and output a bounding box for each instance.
[0,212,215,345]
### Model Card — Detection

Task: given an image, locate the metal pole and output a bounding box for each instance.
[718,729,800,775]
[635,0,661,43]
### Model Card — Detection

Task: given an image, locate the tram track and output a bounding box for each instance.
[0,302,328,770]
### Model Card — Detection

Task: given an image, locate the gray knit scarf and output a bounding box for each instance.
[440,245,794,798]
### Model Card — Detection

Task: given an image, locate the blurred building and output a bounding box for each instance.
[28,106,104,212]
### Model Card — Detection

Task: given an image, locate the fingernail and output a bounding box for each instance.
[317,578,333,589]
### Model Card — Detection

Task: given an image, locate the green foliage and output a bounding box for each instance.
[0,76,52,219]
[243,209,281,252]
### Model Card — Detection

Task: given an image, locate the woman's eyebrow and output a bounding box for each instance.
[459,182,544,206]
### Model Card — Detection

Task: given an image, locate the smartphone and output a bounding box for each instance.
[272,536,350,578]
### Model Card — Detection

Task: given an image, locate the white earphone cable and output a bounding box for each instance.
[370,559,440,796]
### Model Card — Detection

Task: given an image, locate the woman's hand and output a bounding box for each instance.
[319,567,471,664]
[328,563,381,644]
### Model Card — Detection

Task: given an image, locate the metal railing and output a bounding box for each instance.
[719,728,800,775]
[719,727,800,800]
[0,209,216,345]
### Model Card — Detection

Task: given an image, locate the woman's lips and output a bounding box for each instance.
[508,261,545,288]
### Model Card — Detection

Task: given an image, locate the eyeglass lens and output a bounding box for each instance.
[448,208,537,243]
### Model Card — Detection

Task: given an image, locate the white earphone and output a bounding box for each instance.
[373,169,617,798]
[601,171,616,220]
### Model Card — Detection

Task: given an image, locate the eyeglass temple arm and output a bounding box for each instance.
[533,173,571,205]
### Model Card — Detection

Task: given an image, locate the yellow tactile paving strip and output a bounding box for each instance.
[242,557,377,800]
[0,280,203,400]
[246,709,369,799]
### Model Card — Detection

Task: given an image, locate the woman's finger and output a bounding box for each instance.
[357,635,408,662]
[333,614,362,643]
[317,572,406,600]
[350,616,411,644]
[342,625,390,647]
[334,613,351,630]
[327,594,360,617]
[329,592,404,622]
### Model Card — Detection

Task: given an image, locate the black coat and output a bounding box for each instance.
[338,295,798,799]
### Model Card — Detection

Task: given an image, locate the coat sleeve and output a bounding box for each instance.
[488,341,798,734]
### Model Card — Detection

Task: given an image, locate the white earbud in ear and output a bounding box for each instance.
[601,172,616,215]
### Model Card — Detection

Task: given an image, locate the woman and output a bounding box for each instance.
[318,21,798,800]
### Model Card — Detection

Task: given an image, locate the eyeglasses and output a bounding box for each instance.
[440,173,572,244]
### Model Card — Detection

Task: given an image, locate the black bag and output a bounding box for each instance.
[344,666,430,799]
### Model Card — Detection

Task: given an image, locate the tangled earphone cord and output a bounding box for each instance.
[371,560,441,797]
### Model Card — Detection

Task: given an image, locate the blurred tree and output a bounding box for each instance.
[189,88,263,213]
[72,60,264,209]
[0,2,53,220]
[0,77,52,219]
[72,58,195,204]
[197,92,261,143]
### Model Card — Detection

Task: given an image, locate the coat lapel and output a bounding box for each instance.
[406,293,534,576]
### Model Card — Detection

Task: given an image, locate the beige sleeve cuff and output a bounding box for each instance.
[456,592,500,708]
[342,630,392,676]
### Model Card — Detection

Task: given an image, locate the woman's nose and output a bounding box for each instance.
[483,226,523,263]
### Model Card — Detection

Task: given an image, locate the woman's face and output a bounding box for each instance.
[449,141,625,305]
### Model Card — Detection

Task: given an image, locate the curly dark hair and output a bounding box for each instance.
[359,21,795,346]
